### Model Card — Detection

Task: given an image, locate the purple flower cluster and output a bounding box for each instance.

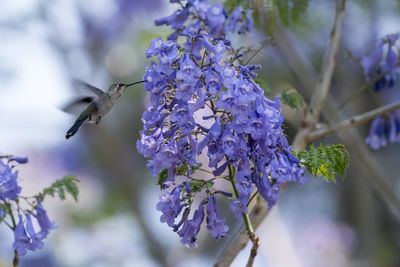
[362,33,400,91]
[361,33,400,149]
[366,110,400,149]
[13,202,56,256]
[137,0,304,247]
[0,158,22,201]
[0,156,56,256]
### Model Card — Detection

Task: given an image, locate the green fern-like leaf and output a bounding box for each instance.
[280,88,305,110]
[42,176,80,202]
[296,144,350,182]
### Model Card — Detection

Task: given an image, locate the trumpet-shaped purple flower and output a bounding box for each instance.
[12,211,53,256]
[178,202,205,247]
[226,6,254,35]
[205,4,226,37]
[9,156,29,164]
[362,41,384,80]
[389,110,400,142]
[176,54,202,82]
[362,33,400,91]
[366,116,387,149]
[13,215,31,256]
[35,202,57,238]
[206,196,229,239]
[230,199,247,219]
[366,110,400,149]
[25,214,44,251]
[157,185,185,227]
[155,8,190,31]
[254,173,280,207]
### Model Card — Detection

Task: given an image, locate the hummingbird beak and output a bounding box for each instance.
[126,80,147,88]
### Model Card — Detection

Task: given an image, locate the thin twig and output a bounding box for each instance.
[330,65,400,121]
[13,250,19,267]
[225,163,260,267]
[309,101,400,141]
[246,232,260,267]
[214,196,268,267]
[303,0,346,127]
[247,191,259,207]
[334,83,369,114]
[244,39,270,65]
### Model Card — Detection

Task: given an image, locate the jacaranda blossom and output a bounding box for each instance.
[137,0,304,247]
[361,33,400,149]
[0,159,21,201]
[366,110,400,149]
[1,155,56,257]
[362,33,399,92]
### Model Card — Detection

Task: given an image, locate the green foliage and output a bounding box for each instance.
[158,163,203,188]
[189,180,214,193]
[296,144,350,182]
[276,0,308,26]
[42,176,80,202]
[176,163,202,176]
[254,78,272,94]
[224,0,252,10]
[224,0,241,9]
[280,88,305,110]
[176,164,189,176]
[157,169,168,188]
[254,0,308,34]
[0,202,10,222]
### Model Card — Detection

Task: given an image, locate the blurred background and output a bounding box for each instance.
[1,0,400,266]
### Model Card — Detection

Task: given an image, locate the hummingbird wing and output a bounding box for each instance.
[62,96,94,115]
[74,80,105,97]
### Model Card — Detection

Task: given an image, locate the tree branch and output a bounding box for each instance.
[304,0,346,127]
[246,232,260,267]
[266,0,400,222]
[269,3,400,223]
[214,196,268,267]
[308,101,400,141]
[13,250,19,267]
[293,0,347,150]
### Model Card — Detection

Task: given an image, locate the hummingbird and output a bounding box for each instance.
[64,80,145,139]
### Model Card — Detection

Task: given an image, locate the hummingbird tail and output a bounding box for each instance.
[66,115,89,139]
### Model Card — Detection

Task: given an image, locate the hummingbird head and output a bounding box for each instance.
[111,83,129,94]
[110,80,146,94]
